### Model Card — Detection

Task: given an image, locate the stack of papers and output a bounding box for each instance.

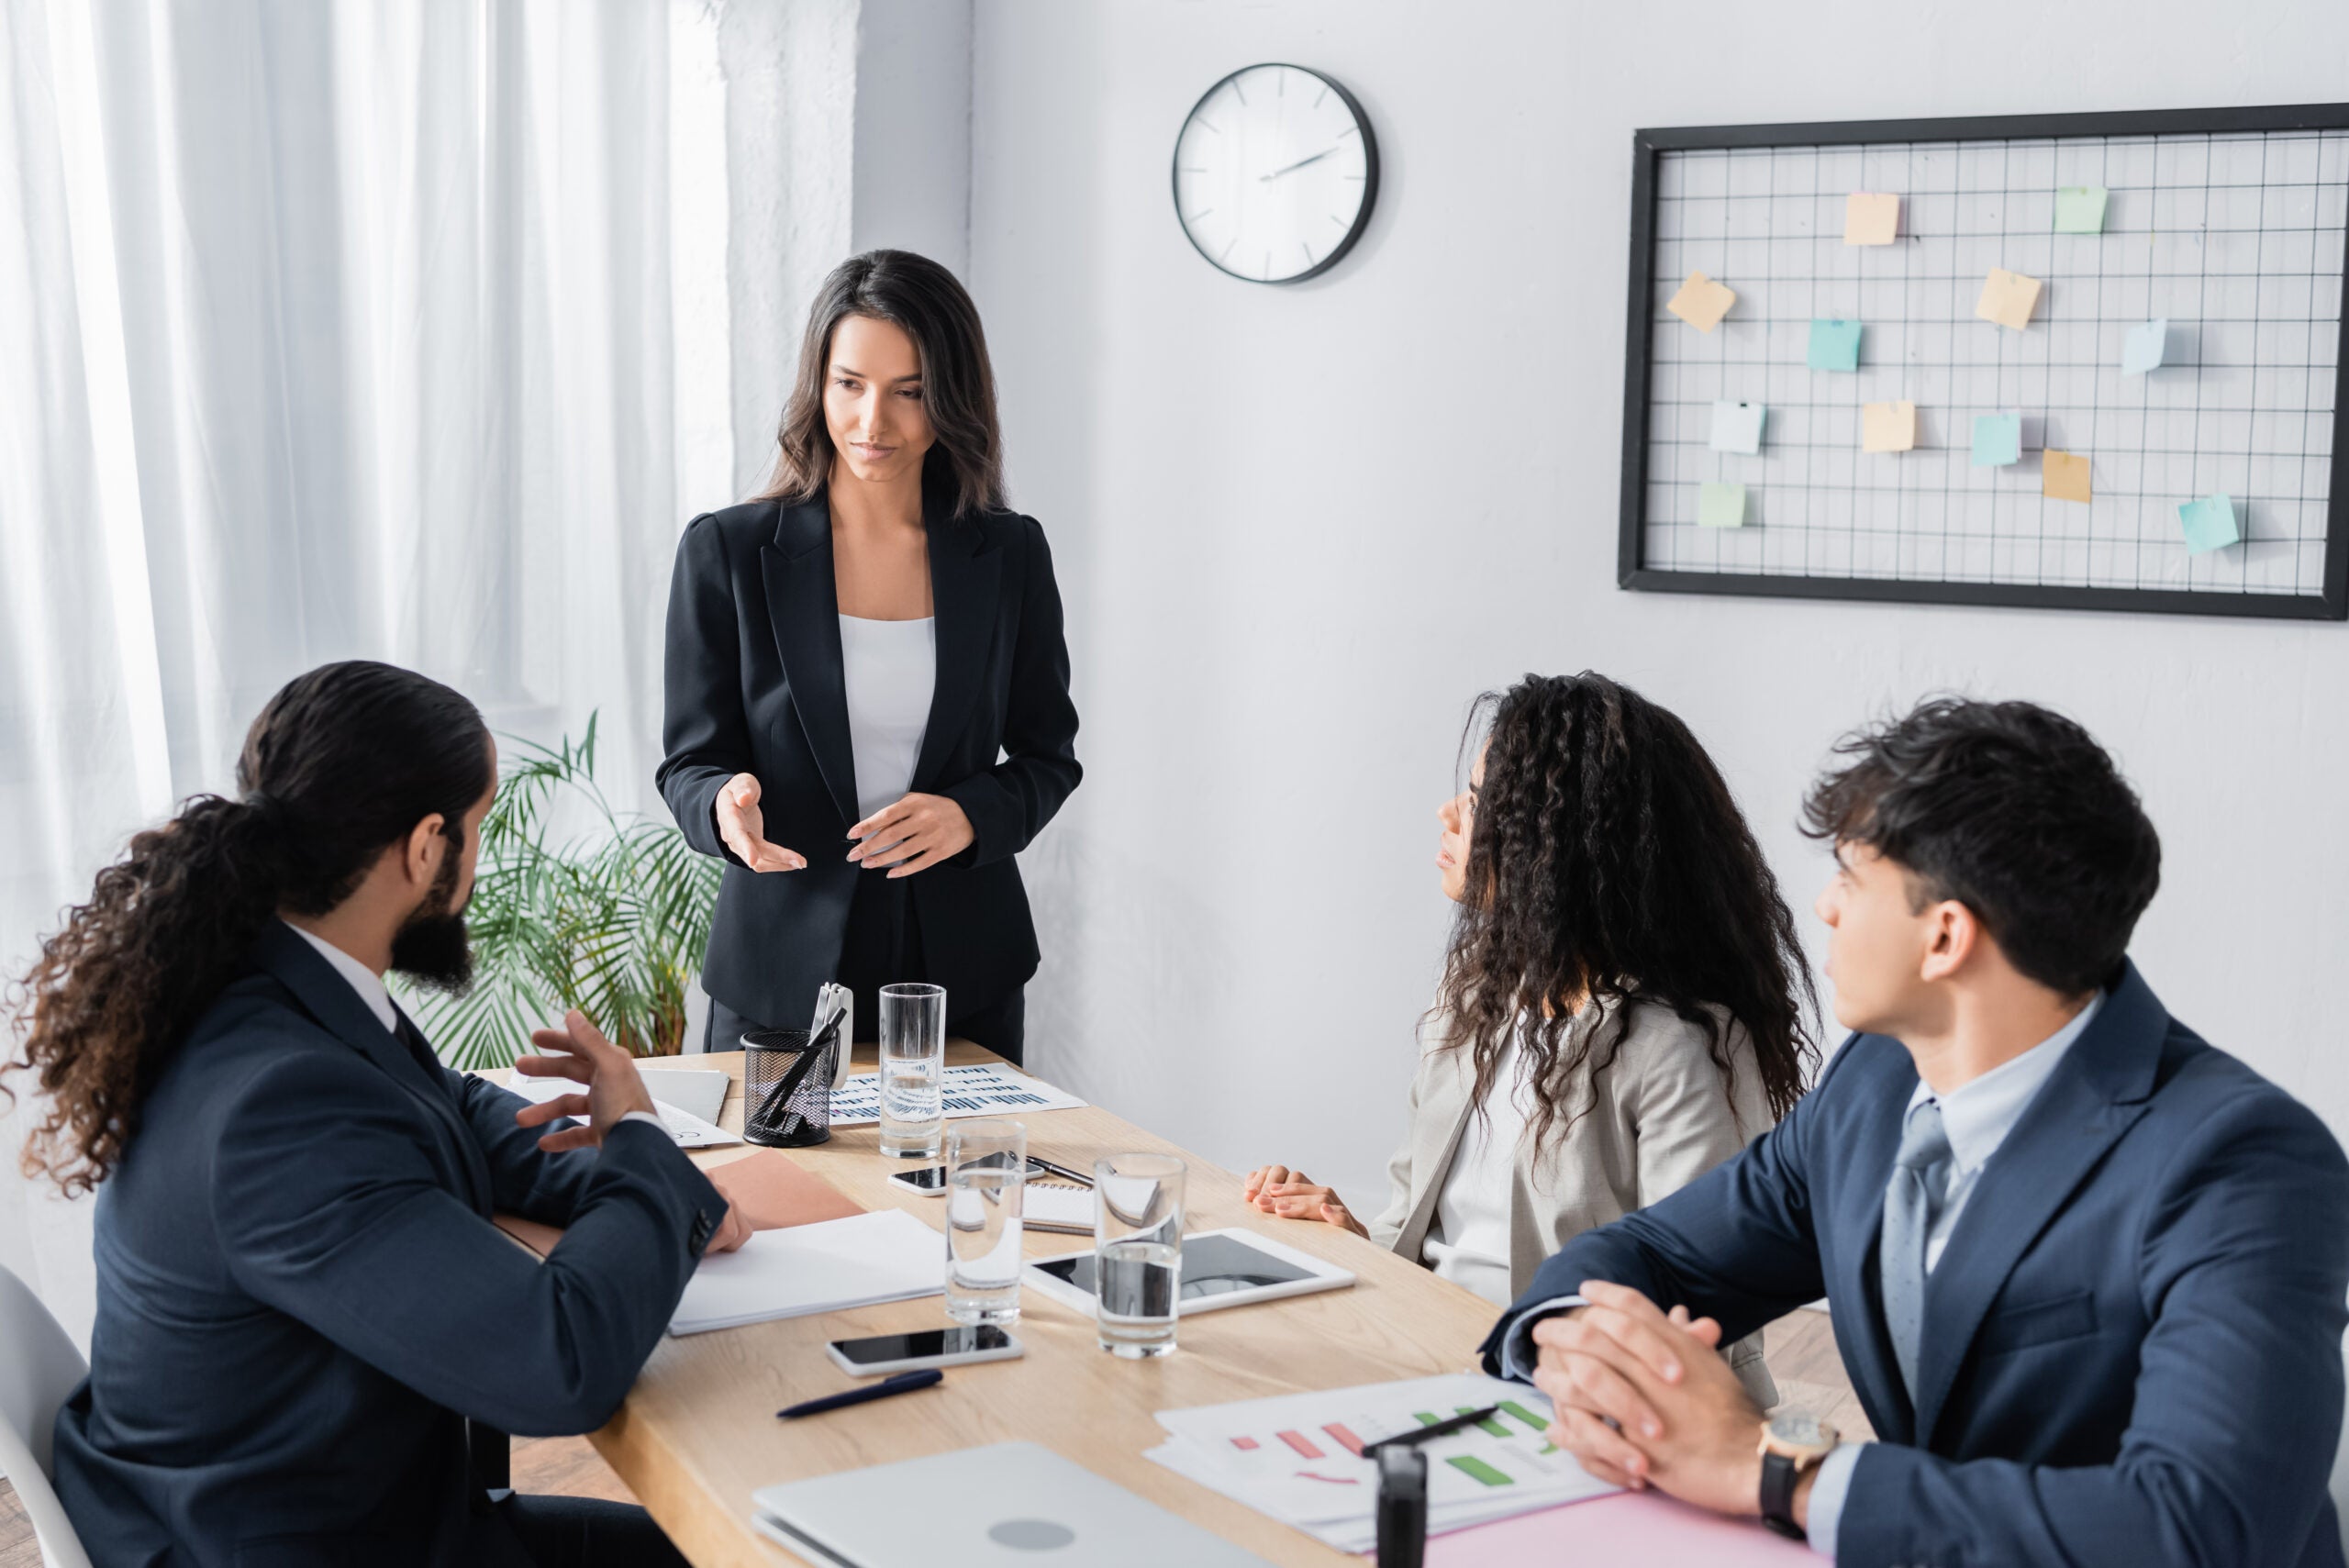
[670,1208,941,1335]
[826,1062,1086,1126]
[1145,1373,1617,1552]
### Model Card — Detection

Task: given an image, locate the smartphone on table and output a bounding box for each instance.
[885,1157,1077,1195]
[823,1326,1024,1377]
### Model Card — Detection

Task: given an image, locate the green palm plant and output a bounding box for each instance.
[398,715,720,1070]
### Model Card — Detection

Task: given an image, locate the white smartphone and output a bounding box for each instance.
[823,1325,1024,1377]
[886,1158,1061,1195]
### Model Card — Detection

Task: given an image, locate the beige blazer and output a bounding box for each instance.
[1368,995,1780,1407]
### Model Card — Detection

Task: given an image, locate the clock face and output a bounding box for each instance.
[1172,63,1378,284]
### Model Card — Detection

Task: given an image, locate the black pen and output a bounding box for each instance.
[1028,1154,1093,1187]
[777,1369,942,1420]
[1358,1404,1502,1458]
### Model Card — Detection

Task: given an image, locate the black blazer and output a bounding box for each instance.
[51,922,727,1566]
[658,495,1081,1027]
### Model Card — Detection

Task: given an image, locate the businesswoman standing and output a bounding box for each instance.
[660,250,1078,1064]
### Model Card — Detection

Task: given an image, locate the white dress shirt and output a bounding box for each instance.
[1802,991,2103,1559]
[282,919,664,1134]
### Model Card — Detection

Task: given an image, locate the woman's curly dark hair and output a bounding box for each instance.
[1433,673,1819,1148]
[6,662,491,1195]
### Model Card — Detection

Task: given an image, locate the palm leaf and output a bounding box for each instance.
[396,711,718,1068]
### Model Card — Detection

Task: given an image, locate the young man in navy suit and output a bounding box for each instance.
[22,662,748,1567]
[1484,696,2349,1566]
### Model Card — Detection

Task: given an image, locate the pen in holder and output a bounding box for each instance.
[1375,1443,1427,1567]
[741,1019,841,1147]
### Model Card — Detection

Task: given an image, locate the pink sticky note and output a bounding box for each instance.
[1421,1492,1816,1567]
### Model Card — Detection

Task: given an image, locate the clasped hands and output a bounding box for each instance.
[716,772,972,879]
[1531,1279,1781,1520]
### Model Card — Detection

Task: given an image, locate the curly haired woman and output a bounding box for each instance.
[1246,672,1818,1405]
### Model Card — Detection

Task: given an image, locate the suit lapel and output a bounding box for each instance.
[760,499,860,827]
[1909,965,2167,1448]
[250,925,492,1215]
[389,1003,496,1218]
[911,509,1001,793]
[1829,1073,1918,1443]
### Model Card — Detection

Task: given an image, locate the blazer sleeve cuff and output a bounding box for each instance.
[1490,1294,1586,1381]
[941,774,1017,867]
[602,1116,730,1261]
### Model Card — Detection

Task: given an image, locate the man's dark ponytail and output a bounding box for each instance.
[8,662,492,1195]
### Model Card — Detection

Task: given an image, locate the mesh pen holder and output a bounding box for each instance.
[741,1028,835,1147]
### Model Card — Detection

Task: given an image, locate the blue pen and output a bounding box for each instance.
[777,1368,942,1420]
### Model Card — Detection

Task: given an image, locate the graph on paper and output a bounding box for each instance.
[1152,1373,1615,1528]
[1620,105,2349,618]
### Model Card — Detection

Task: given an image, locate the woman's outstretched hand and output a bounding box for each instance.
[715,773,806,872]
[1242,1164,1368,1236]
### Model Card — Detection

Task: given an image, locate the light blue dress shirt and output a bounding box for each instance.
[1497,993,2105,1560]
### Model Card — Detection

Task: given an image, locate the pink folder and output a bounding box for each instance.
[1422,1491,1817,1565]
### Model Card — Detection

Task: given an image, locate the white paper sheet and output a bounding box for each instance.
[669,1209,942,1335]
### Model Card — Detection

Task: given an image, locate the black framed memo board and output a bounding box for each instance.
[1617,104,2349,619]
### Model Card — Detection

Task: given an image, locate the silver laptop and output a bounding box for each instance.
[750,1441,1273,1567]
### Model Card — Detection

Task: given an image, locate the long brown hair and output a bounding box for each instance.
[1433,673,1819,1150]
[759,249,1007,519]
[6,662,492,1195]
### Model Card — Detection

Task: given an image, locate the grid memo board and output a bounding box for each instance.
[1618,104,2349,619]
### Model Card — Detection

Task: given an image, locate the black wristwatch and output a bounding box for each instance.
[1757,1409,1838,1540]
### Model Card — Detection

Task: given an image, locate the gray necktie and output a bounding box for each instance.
[1878,1098,1954,1399]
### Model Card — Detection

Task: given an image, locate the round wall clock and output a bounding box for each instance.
[1171,63,1379,284]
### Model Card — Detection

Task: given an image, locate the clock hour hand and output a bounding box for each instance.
[1258,148,1336,182]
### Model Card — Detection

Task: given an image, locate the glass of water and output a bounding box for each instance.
[944,1118,1026,1325]
[1094,1151,1185,1358]
[877,983,945,1159]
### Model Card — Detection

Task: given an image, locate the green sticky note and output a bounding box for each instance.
[2178,494,2240,553]
[1698,481,1746,528]
[2054,185,2109,234]
[1972,412,2022,468]
[1808,318,1863,372]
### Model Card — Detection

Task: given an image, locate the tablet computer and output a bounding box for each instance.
[1020,1227,1354,1317]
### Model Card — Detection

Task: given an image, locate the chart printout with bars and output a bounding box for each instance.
[1620,106,2349,619]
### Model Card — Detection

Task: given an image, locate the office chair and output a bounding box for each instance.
[0,1264,94,1568]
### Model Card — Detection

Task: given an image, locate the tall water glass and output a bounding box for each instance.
[1094,1152,1185,1358]
[944,1119,1026,1325]
[877,983,946,1159]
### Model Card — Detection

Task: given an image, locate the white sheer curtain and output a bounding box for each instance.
[0,0,852,1339]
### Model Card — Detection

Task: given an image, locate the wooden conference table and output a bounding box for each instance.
[588,1042,1505,1567]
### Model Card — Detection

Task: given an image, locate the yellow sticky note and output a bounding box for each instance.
[1976,269,2043,331]
[1844,193,1900,246]
[1862,401,1917,453]
[1665,271,1736,333]
[2043,449,2091,503]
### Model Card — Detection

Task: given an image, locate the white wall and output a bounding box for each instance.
[852,0,973,273]
[967,0,2349,1207]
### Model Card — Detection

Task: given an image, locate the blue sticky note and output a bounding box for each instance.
[2178,494,2240,553]
[2054,185,2109,234]
[1808,319,1863,373]
[2121,318,2168,375]
[1698,481,1747,528]
[1971,412,2022,468]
